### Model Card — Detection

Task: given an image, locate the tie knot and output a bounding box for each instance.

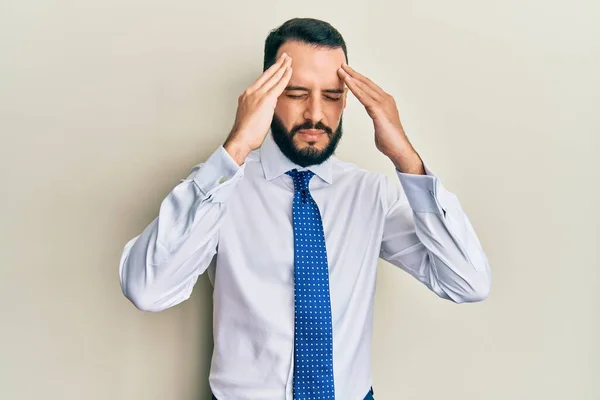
[286,169,315,192]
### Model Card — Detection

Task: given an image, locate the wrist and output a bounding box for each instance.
[388,151,425,175]
[223,138,251,166]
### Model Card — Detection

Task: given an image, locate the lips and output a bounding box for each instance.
[297,129,325,139]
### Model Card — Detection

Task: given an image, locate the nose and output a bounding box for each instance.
[303,96,324,123]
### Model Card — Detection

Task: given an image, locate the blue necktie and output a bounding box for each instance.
[286,169,336,400]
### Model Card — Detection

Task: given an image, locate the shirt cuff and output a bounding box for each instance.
[396,163,444,214]
[192,145,245,202]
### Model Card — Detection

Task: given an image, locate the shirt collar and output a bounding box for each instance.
[260,130,333,185]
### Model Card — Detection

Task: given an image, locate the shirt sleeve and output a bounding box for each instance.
[119,145,245,312]
[379,163,491,303]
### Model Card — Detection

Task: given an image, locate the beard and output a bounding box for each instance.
[270,114,343,167]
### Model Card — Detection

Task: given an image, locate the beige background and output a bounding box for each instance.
[1,0,599,399]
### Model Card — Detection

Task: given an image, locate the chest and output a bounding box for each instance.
[217,175,386,280]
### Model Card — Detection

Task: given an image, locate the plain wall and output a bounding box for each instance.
[1,0,598,399]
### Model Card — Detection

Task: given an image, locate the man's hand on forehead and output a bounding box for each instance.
[338,63,425,174]
[223,53,293,165]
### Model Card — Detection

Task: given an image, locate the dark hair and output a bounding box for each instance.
[263,18,348,71]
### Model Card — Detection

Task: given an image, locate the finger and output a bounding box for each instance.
[267,66,293,98]
[259,57,292,94]
[341,63,386,97]
[343,74,376,107]
[338,67,381,101]
[249,53,289,92]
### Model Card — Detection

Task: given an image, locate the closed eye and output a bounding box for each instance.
[286,94,342,102]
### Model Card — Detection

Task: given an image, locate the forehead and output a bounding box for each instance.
[277,40,346,89]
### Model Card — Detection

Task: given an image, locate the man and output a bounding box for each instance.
[119,17,491,400]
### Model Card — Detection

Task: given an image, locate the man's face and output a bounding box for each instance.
[271,40,348,167]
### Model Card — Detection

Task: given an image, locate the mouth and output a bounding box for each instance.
[297,129,326,141]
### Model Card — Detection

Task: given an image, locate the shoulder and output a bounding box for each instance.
[331,156,406,212]
[246,148,261,164]
[331,156,389,185]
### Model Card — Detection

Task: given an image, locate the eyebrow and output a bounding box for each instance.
[285,86,344,94]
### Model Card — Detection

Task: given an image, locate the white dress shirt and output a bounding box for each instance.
[119,131,491,400]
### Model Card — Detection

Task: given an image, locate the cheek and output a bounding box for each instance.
[325,103,344,124]
[275,99,303,127]
[274,96,286,113]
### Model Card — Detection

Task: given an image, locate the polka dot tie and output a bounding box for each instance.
[286,169,336,400]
